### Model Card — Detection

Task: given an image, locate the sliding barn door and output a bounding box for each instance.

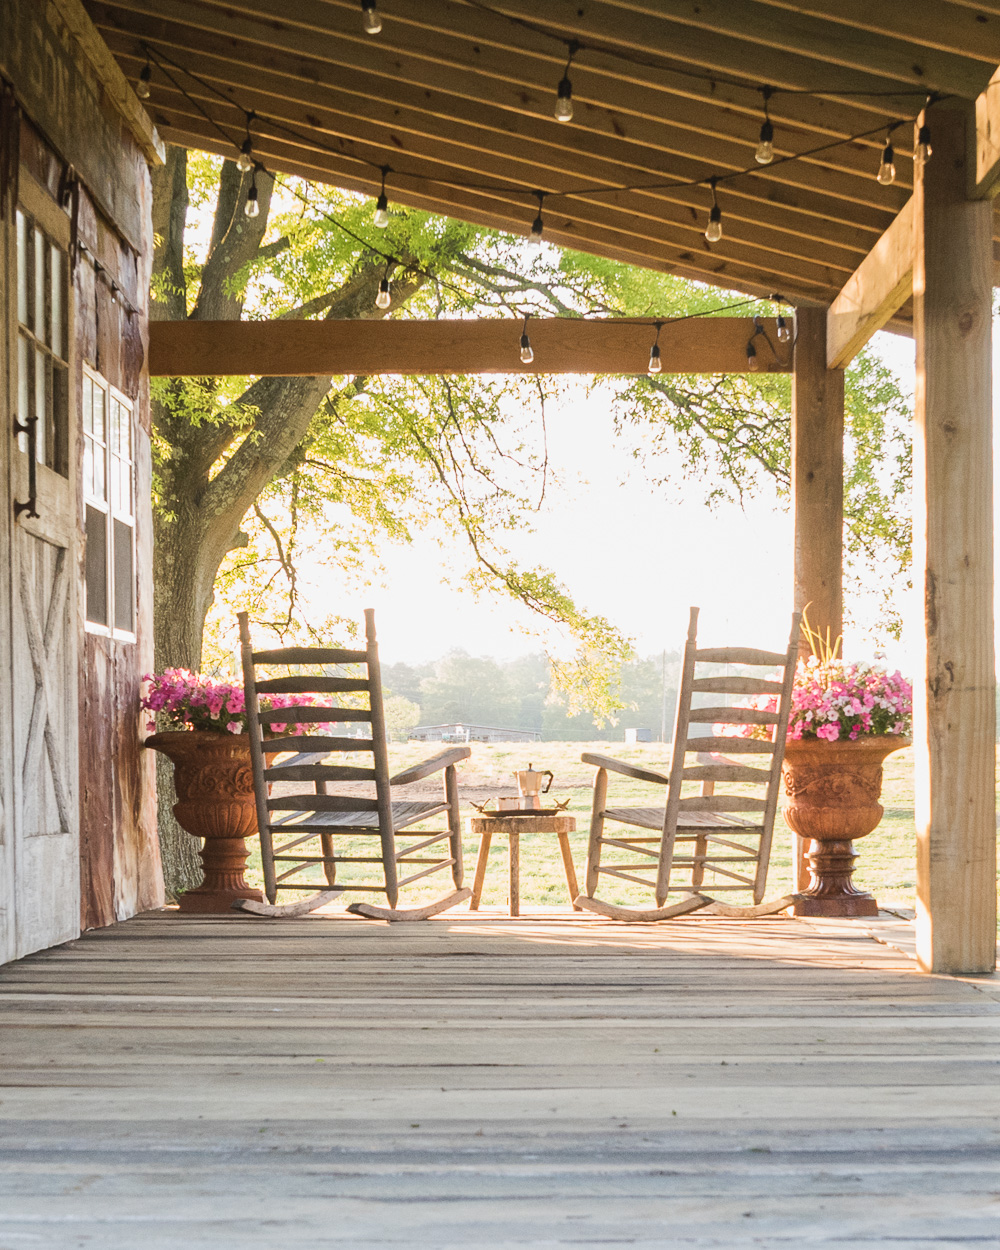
[2,175,80,961]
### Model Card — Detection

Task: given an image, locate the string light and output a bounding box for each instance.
[244,170,260,218]
[776,313,791,344]
[746,339,759,371]
[529,192,545,245]
[915,120,932,165]
[136,59,152,99]
[647,322,663,374]
[555,41,578,122]
[877,132,896,185]
[236,112,256,173]
[361,0,382,35]
[705,177,722,243]
[755,87,774,165]
[375,263,392,309]
[519,314,534,364]
[374,167,390,228]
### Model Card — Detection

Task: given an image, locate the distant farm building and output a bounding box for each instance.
[624,728,653,744]
[409,723,541,744]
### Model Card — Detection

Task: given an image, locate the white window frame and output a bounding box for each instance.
[82,364,136,643]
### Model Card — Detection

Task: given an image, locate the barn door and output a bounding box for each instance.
[3,174,79,960]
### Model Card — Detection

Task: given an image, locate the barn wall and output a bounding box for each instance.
[1,0,162,948]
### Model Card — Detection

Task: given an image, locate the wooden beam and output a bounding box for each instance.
[148,317,792,378]
[791,305,844,891]
[912,102,997,975]
[972,64,1000,198]
[826,199,914,368]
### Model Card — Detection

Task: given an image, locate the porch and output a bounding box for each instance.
[1,909,997,1246]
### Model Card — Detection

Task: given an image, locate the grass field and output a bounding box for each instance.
[242,740,949,914]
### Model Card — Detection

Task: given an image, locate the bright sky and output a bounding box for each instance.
[348,330,931,670]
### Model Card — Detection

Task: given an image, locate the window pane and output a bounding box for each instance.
[113,519,134,633]
[34,350,47,466]
[83,374,93,434]
[33,228,45,341]
[17,336,30,454]
[84,437,94,499]
[93,384,106,445]
[52,364,69,477]
[50,245,64,360]
[16,211,27,325]
[85,505,109,627]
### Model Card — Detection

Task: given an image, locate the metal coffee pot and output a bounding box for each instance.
[513,764,553,810]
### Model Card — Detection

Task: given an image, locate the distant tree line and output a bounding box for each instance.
[381,650,682,742]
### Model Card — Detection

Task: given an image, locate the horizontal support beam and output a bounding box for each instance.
[972,65,1000,198]
[148,317,792,377]
[826,198,914,368]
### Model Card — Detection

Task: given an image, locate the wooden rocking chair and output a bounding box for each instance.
[576,607,802,922]
[236,609,472,920]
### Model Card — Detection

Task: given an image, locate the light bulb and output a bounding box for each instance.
[915,123,932,165]
[705,204,722,243]
[755,119,774,165]
[136,64,151,99]
[776,314,791,344]
[648,343,662,374]
[244,183,259,218]
[519,333,533,364]
[746,341,759,371]
[237,138,254,174]
[374,192,389,228]
[529,212,544,245]
[555,76,573,122]
[362,0,381,34]
[375,277,391,309]
[876,140,896,185]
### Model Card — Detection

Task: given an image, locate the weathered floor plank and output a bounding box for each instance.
[0,909,997,1247]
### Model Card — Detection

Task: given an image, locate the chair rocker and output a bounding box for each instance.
[576,607,802,922]
[237,609,472,920]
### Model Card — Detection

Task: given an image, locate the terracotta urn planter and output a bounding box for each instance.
[781,736,910,918]
[145,731,264,913]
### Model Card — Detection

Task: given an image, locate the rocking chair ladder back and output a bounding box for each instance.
[238,609,471,916]
[581,606,800,916]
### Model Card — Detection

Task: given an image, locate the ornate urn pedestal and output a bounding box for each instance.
[145,731,264,913]
[781,737,910,918]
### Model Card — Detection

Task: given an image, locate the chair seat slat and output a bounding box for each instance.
[676,796,769,813]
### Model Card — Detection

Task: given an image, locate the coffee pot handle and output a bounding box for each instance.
[541,770,554,793]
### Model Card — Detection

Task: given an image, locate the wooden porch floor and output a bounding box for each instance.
[0,909,998,1248]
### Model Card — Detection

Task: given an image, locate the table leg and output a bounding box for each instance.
[509,831,519,917]
[470,831,492,910]
[557,831,581,910]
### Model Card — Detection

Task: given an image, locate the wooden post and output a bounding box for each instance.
[791,306,845,889]
[913,102,997,975]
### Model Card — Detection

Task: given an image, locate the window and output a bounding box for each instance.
[83,367,135,638]
[15,209,69,475]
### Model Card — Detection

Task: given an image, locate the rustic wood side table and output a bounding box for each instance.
[468,814,580,916]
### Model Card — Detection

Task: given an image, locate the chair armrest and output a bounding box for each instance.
[580,752,670,786]
[390,746,472,786]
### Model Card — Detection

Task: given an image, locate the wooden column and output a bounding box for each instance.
[791,307,845,890]
[913,102,997,975]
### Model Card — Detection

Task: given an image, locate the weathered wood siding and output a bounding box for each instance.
[1,0,162,948]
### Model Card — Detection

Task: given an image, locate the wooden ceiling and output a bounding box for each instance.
[83,0,1000,308]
